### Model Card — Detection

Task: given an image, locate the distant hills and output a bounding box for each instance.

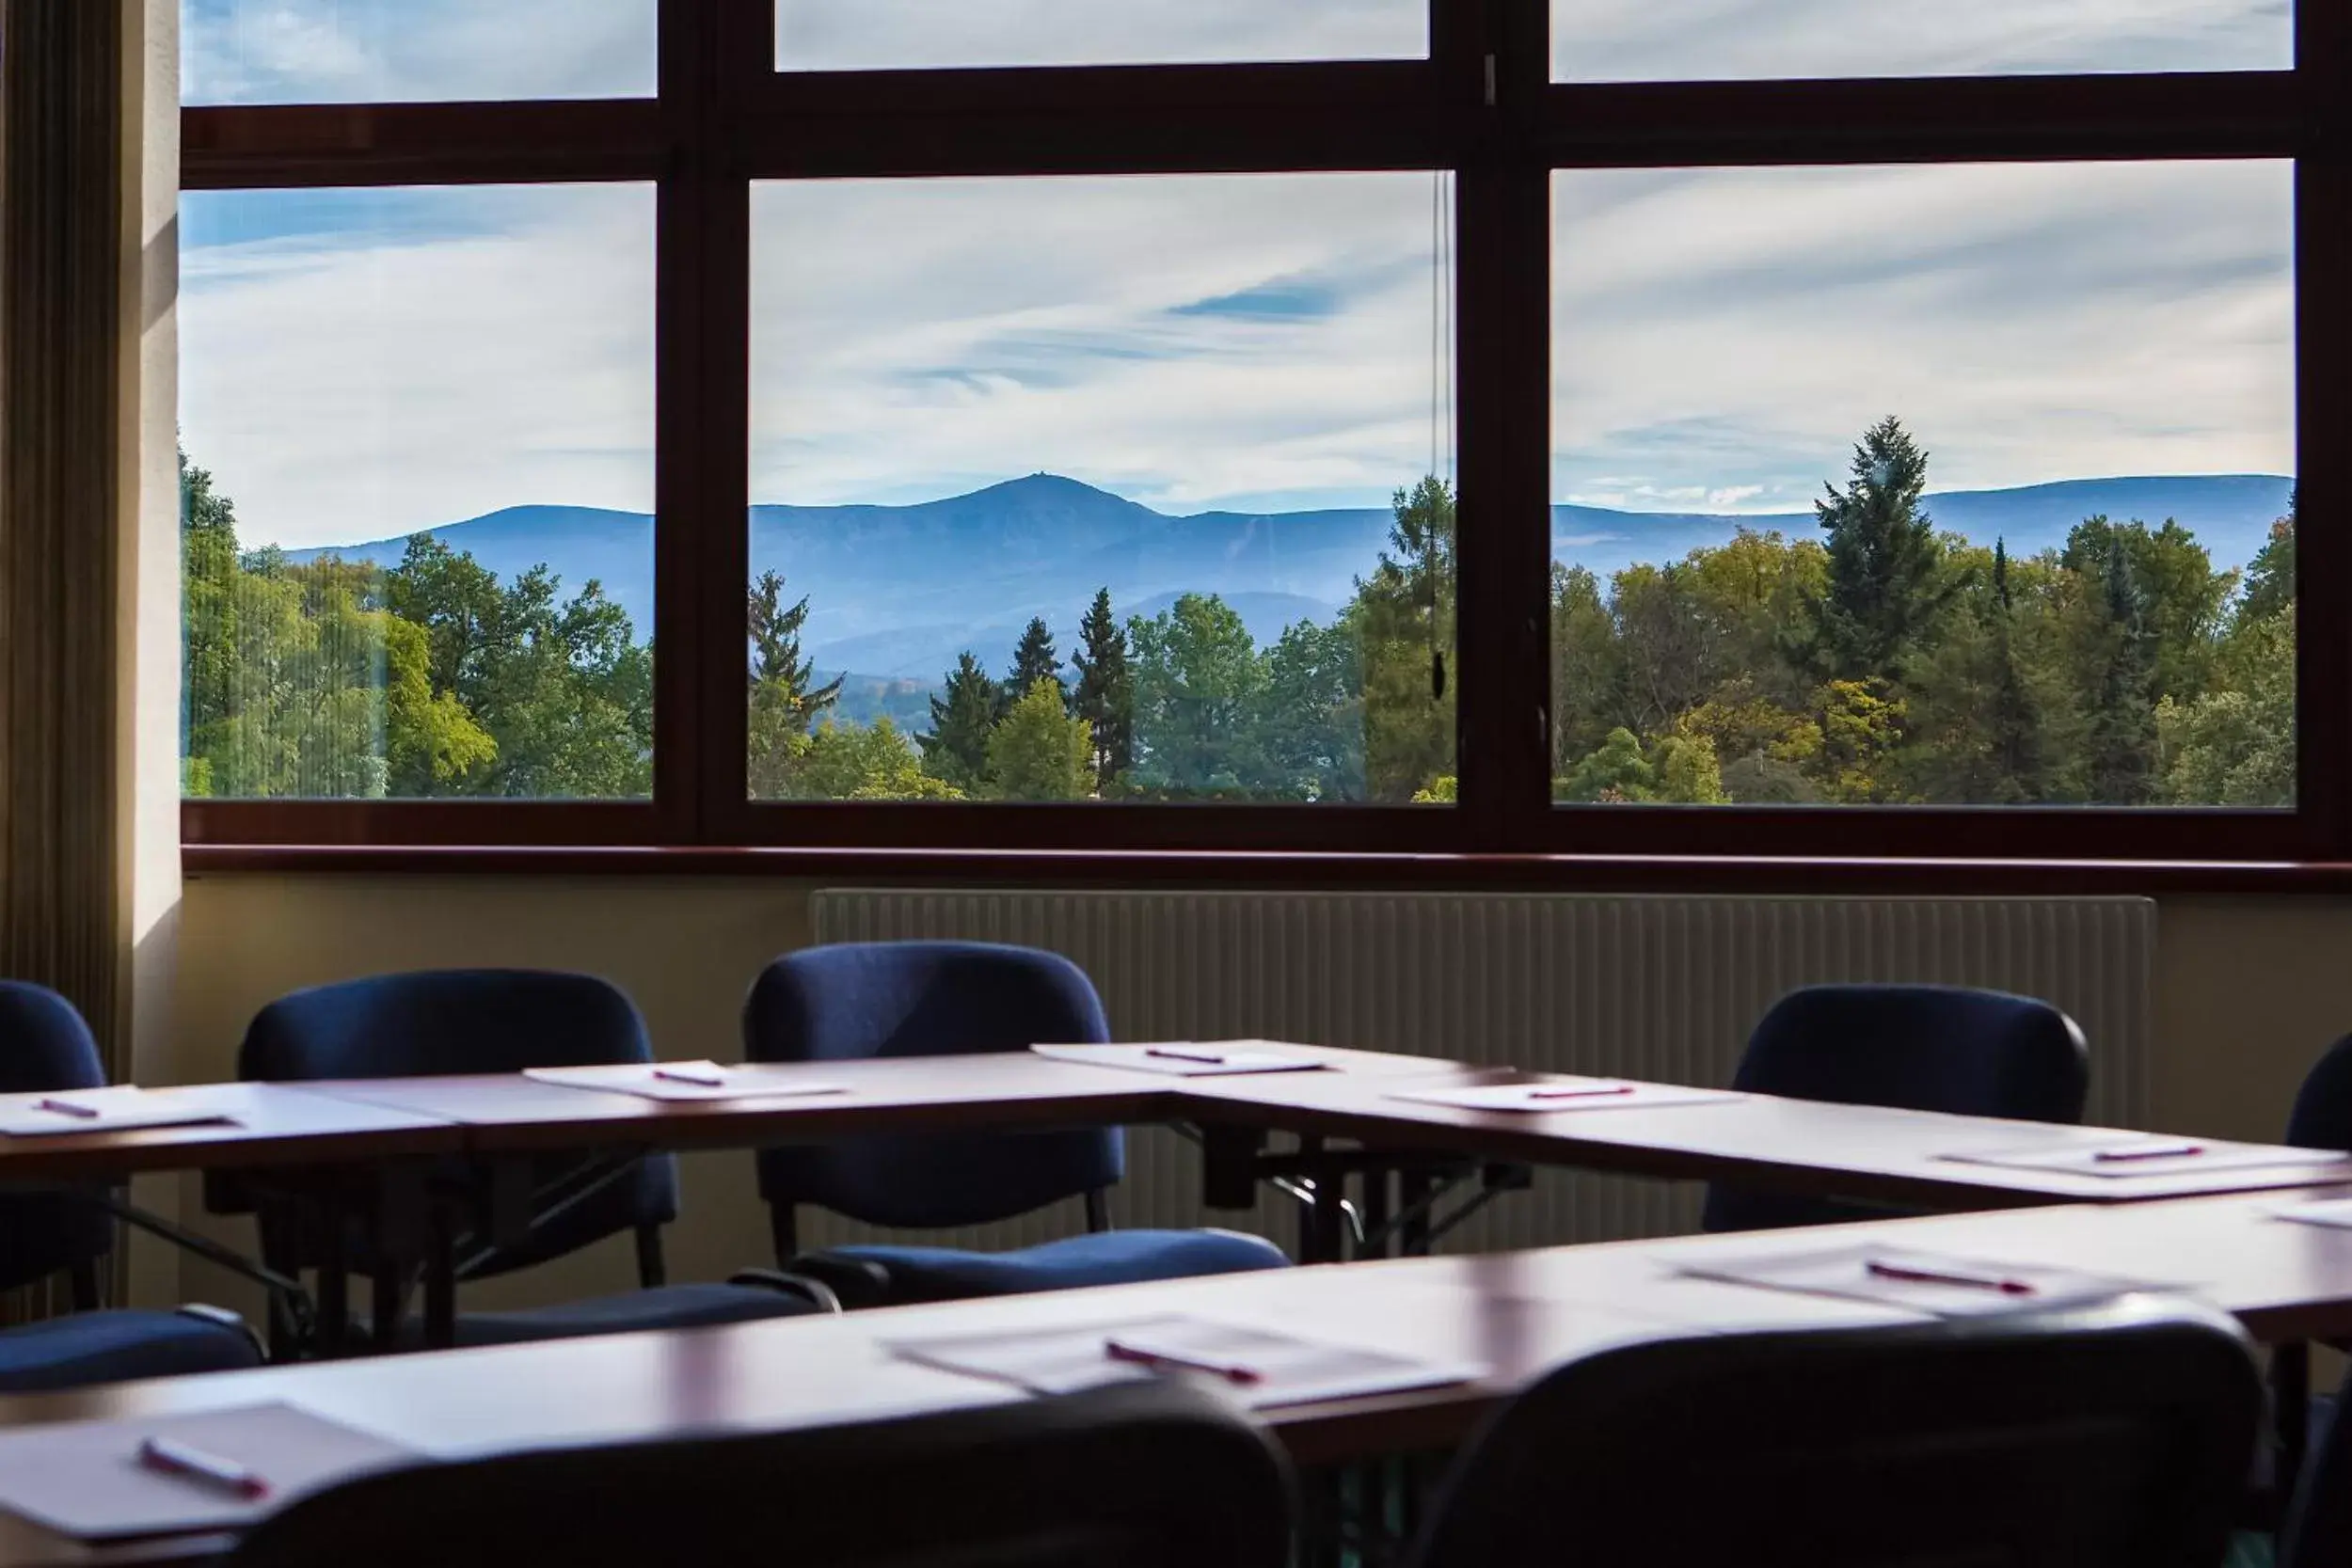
[286,471,2296,721]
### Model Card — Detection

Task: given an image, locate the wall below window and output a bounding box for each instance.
[148,875,2352,1314]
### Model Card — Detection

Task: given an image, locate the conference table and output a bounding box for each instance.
[0,1185,2342,1568]
[7,1042,2350,1352]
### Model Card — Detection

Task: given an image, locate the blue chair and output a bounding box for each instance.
[742,942,1288,1307]
[1702,983,2090,1233]
[0,981,262,1388]
[2280,1355,2352,1568]
[1406,1296,2259,1568]
[210,969,833,1349]
[2287,1035,2352,1153]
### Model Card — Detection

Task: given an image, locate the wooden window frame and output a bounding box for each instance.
[180,0,2350,865]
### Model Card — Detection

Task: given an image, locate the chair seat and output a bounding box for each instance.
[399,1281,829,1350]
[0,1309,262,1393]
[803,1229,1290,1307]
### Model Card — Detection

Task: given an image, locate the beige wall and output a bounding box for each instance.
[151,876,2352,1316]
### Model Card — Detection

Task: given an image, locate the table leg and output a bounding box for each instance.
[421,1197,457,1351]
[314,1194,349,1359]
[2275,1339,2312,1515]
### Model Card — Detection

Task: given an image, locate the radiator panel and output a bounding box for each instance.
[796,892,2155,1259]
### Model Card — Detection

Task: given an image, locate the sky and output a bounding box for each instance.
[178,2,2295,551]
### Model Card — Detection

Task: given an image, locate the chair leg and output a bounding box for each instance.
[635,1224,666,1290]
[1084,1190,1111,1234]
[66,1259,101,1312]
[769,1205,799,1269]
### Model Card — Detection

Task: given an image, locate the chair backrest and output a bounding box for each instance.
[230,970,677,1277]
[742,942,1120,1229]
[1703,983,2090,1231]
[2286,1034,2352,1151]
[1406,1297,2260,1568]
[2280,1356,2352,1568]
[0,983,113,1291]
[227,1381,1293,1568]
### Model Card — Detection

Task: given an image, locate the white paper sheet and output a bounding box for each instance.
[0,1086,236,1138]
[890,1314,1485,1409]
[0,1402,415,1541]
[2274,1196,2352,1228]
[1676,1243,2178,1318]
[1029,1042,1327,1078]
[1941,1134,2352,1179]
[1386,1078,1740,1114]
[521,1062,848,1102]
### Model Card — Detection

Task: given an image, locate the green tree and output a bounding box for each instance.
[1550,563,1620,771]
[1987,541,2048,802]
[1353,476,1456,800]
[921,652,999,793]
[1069,588,1135,793]
[2158,608,2293,806]
[746,570,845,800]
[1006,617,1061,712]
[1127,593,1271,795]
[2084,543,2160,803]
[2240,500,2296,625]
[988,678,1094,801]
[1261,616,1364,802]
[1558,728,1657,802]
[785,718,964,801]
[1811,416,1954,678]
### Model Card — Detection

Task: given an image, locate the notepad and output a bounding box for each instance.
[1677,1244,2173,1318]
[1029,1042,1327,1078]
[2274,1196,2352,1229]
[0,1087,236,1138]
[890,1315,1484,1409]
[1941,1134,2351,1179]
[0,1403,415,1541]
[521,1062,849,1102]
[1387,1078,1740,1114]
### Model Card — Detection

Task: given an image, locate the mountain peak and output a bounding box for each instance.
[928,472,1166,519]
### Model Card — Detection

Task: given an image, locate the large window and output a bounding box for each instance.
[181,1,2343,860]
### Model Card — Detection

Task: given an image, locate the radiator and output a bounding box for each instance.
[803,891,2156,1259]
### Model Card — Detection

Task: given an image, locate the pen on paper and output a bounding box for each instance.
[1526,1085,1636,1101]
[1864,1260,2035,1295]
[35,1098,101,1119]
[1104,1339,1263,1386]
[136,1436,270,1500]
[2091,1143,2205,1164]
[652,1066,728,1087]
[1144,1048,1229,1065]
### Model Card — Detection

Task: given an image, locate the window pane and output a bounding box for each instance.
[183,0,656,104]
[1549,0,2288,80]
[1549,162,2295,809]
[181,184,656,800]
[776,0,1426,71]
[749,174,1455,805]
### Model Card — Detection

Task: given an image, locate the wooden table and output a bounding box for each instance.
[0,1188,2344,1568]
[0,1086,460,1181]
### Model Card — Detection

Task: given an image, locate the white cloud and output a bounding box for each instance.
[183,0,657,103]
[1552,161,2296,509]
[1551,0,2285,79]
[180,185,655,548]
[776,0,1422,70]
[748,173,1454,513]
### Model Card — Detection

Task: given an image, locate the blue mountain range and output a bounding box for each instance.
[286,471,2294,719]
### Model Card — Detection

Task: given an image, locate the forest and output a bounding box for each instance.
[182,417,2294,810]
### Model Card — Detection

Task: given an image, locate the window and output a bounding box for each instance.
[184,0,658,103]
[1548,0,2290,81]
[774,0,1428,71]
[747,174,1454,805]
[1550,162,2296,811]
[182,2,2339,861]
[181,184,657,801]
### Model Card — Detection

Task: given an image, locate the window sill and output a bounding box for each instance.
[179,843,2352,895]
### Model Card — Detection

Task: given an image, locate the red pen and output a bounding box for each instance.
[1526,1084,1636,1101]
[1144,1048,1229,1066]
[1104,1338,1263,1386]
[137,1435,270,1500]
[2092,1143,2205,1164]
[1865,1259,2036,1295]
